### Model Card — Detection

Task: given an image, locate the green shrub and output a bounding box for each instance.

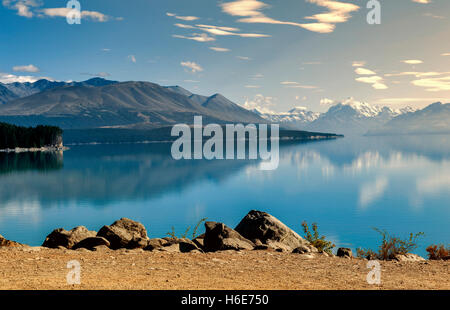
[166,218,207,239]
[301,221,335,255]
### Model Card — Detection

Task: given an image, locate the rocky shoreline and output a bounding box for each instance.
[0,210,437,262]
[0,146,68,153]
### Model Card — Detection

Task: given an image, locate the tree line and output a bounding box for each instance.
[0,122,63,149]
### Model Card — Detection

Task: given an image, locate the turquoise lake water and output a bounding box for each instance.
[0,135,449,256]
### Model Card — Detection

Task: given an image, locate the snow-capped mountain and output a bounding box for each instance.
[255,106,320,130]
[257,98,417,135]
[367,102,450,135]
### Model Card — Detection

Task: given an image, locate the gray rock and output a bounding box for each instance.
[204,222,254,252]
[72,237,110,250]
[337,248,353,258]
[42,226,96,249]
[97,218,149,250]
[235,210,315,252]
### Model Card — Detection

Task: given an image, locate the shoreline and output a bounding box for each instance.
[0,211,448,290]
[0,146,69,153]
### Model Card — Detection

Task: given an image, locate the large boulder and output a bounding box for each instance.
[42,226,96,249]
[235,210,315,252]
[72,237,110,250]
[97,218,149,250]
[0,234,22,247]
[204,222,254,252]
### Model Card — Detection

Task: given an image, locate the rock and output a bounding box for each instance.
[235,210,316,252]
[0,234,23,247]
[292,245,313,254]
[394,254,426,262]
[145,238,170,251]
[92,245,110,252]
[145,237,200,253]
[42,226,96,249]
[337,248,353,258]
[192,234,205,249]
[72,237,110,250]
[203,222,254,252]
[97,218,149,250]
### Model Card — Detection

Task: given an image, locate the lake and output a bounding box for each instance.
[0,135,449,256]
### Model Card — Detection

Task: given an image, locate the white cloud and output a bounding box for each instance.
[320,98,334,105]
[352,61,366,67]
[245,85,261,88]
[441,53,450,56]
[0,72,51,83]
[355,67,376,75]
[12,64,39,73]
[209,47,231,52]
[172,33,216,42]
[280,81,318,89]
[402,59,423,65]
[355,75,388,89]
[181,61,203,73]
[237,56,251,60]
[2,0,40,18]
[221,0,359,34]
[167,12,199,21]
[412,75,450,91]
[412,0,431,3]
[242,94,276,114]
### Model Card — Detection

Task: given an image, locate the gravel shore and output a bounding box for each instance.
[0,246,448,290]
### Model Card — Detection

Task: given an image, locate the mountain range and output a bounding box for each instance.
[257,98,447,136]
[0,78,265,129]
[0,78,448,136]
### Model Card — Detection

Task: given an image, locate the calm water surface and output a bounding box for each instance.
[0,135,449,256]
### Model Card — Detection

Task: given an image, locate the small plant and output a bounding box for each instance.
[426,244,449,260]
[166,218,208,239]
[301,221,335,255]
[357,228,424,260]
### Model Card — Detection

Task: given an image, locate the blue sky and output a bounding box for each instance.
[1,0,449,113]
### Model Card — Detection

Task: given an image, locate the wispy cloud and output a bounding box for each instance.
[242,94,276,114]
[167,12,199,21]
[209,47,231,52]
[355,75,388,89]
[172,33,216,42]
[352,61,366,67]
[221,0,359,34]
[237,56,251,60]
[355,68,376,75]
[402,59,423,65]
[181,61,203,73]
[412,75,450,91]
[280,81,318,89]
[12,64,39,73]
[172,22,270,40]
[0,72,51,83]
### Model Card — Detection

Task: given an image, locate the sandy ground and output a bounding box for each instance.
[0,247,448,290]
